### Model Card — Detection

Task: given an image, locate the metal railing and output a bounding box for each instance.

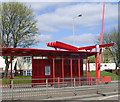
[1,76,119,100]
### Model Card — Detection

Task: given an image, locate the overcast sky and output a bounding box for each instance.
[22,1,118,49]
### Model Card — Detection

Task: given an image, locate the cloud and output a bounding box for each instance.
[60,33,99,45]
[33,3,118,33]
[34,34,53,43]
[27,2,61,12]
[36,23,58,33]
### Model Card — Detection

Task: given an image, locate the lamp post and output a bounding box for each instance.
[72,14,82,45]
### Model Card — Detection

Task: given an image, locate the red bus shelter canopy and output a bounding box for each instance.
[0,47,98,59]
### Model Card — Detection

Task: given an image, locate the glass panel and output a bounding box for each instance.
[45,66,51,76]
[24,71,26,76]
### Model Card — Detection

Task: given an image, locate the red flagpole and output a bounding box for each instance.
[98,2,105,79]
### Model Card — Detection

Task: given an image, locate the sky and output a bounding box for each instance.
[23,1,118,49]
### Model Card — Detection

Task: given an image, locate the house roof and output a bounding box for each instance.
[0,47,98,59]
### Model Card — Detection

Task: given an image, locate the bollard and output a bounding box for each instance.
[46,79,49,98]
[96,84,99,94]
[73,78,76,96]
[79,77,81,86]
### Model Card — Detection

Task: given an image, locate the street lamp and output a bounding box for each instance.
[72,14,82,45]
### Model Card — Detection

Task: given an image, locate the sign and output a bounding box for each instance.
[45,65,51,76]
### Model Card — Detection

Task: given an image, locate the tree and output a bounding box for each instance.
[102,48,114,63]
[88,56,95,63]
[0,2,39,77]
[97,28,120,74]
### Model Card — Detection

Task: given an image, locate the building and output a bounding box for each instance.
[0,41,114,85]
[0,56,117,77]
[83,63,116,71]
[16,57,32,76]
[0,56,5,76]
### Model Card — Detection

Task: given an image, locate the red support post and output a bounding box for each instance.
[62,59,64,87]
[70,59,73,87]
[95,54,98,77]
[53,59,55,85]
[58,77,60,88]
[78,59,81,86]
[98,2,105,85]
[95,54,98,85]
[32,56,34,87]
[88,61,90,85]
[10,56,13,79]
[10,56,13,88]
[91,75,93,85]
[86,59,88,85]
[86,59,87,77]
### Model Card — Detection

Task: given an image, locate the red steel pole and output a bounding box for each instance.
[32,56,34,87]
[10,56,13,79]
[98,2,105,83]
[95,54,98,85]
[86,59,87,77]
[91,75,93,85]
[86,59,88,85]
[62,59,64,87]
[88,61,90,85]
[100,2,105,45]
[58,77,60,88]
[78,59,81,86]
[53,59,55,85]
[70,59,73,87]
[95,54,98,77]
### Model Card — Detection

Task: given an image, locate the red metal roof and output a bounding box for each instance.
[46,41,114,51]
[0,47,98,59]
[46,41,78,51]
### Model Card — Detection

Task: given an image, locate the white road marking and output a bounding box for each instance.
[98,95,118,100]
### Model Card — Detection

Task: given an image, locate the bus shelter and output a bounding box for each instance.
[0,41,114,86]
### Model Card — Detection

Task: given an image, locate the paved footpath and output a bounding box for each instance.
[45,92,119,101]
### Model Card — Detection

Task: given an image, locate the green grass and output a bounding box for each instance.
[2,76,32,85]
[84,71,118,77]
[2,71,119,85]
[13,76,31,79]
[85,71,118,77]
[84,71,119,80]
[13,76,32,85]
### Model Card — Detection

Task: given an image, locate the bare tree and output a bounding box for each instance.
[97,28,120,74]
[0,2,39,77]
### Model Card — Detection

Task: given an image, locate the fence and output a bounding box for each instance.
[1,76,119,100]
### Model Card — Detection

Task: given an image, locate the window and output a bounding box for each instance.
[23,70,32,76]
[45,66,51,76]
[24,57,31,63]
[27,70,31,76]
[27,70,32,76]
[24,71,26,76]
